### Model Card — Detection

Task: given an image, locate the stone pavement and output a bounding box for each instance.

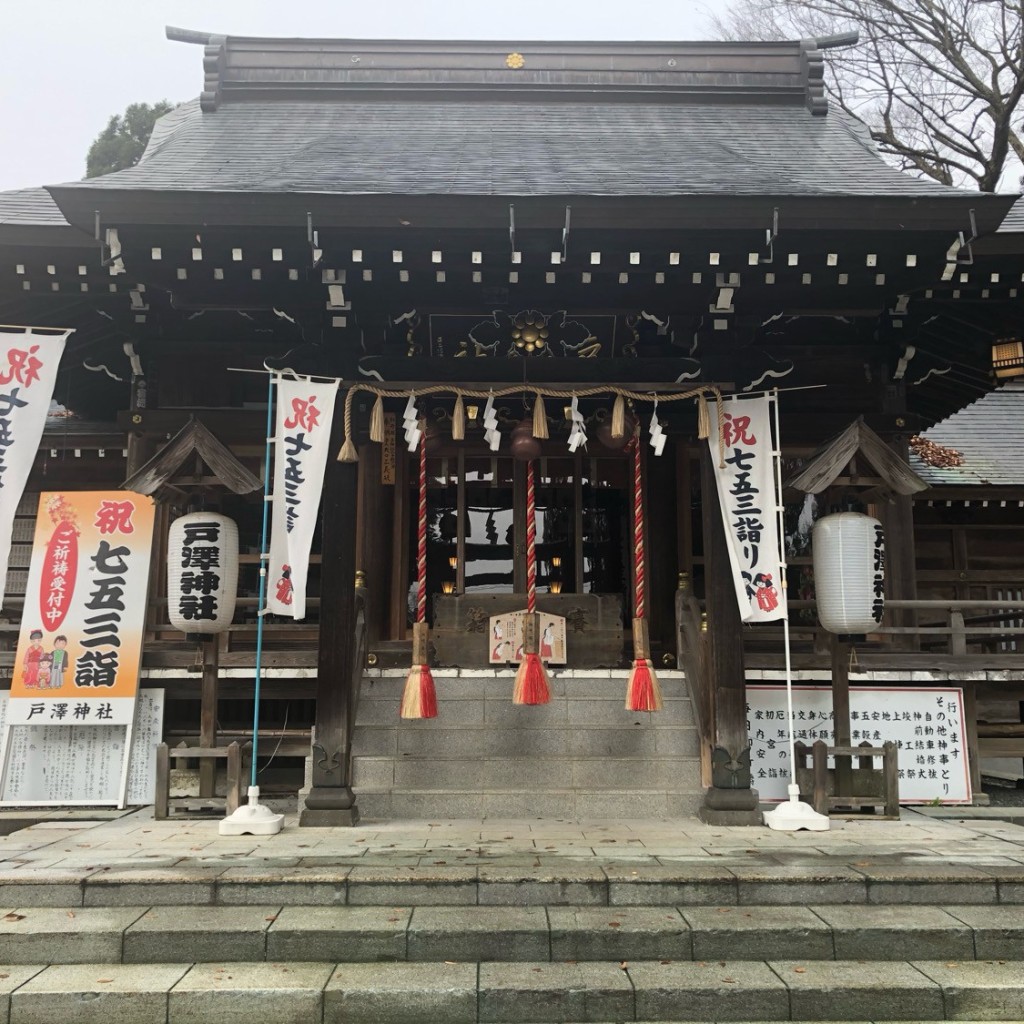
[1,804,1022,879]
[0,808,1017,1021]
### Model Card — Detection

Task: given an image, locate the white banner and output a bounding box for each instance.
[706,394,786,622]
[266,376,338,619]
[0,330,69,609]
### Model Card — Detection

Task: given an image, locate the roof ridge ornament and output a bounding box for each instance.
[799,31,858,117]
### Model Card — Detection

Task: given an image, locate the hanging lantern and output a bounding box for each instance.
[812,513,885,634]
[167,512,239,633]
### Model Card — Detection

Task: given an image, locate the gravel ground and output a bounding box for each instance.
[983,777,1024,807]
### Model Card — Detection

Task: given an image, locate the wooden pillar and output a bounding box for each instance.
[299,436,360,827]
[830,633,853,799]
[698,446,761,823]
[884,436,919,649]
[198,635,219,797]
[356,443,391,647]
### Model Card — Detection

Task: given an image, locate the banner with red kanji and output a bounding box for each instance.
[0,329,70,610]
[266,376,338,619]
[705,394,787,623]
[8,491,155,726]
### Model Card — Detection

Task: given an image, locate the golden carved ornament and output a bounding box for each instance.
[505,52,525,69]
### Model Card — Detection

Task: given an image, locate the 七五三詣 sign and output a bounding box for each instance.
[8,492,155,726]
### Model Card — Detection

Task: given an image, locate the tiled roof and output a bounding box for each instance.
[911,383,1024,486]
[0,188,68,226]
[52,97,968,200]
[998,196,1024,233]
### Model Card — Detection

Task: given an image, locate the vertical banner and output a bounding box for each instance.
[0,330,69,609]
[266,376,339,619]
[8,491,155,726]
[706,394,786,623]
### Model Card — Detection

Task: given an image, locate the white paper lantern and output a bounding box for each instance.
[167,513,239,633]
[812,512,885,634]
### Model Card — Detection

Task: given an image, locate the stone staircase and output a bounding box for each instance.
[0,869,1020,1021]
[351,668,704,819]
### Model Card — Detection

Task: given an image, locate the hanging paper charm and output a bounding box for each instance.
[648,399,666,457]
[403,394,422,453]
[483,393,501,451]
[567,396,588,452]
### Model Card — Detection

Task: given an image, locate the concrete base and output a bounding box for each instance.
[299,807,360,827]
[764,786,830,831]
[698,785,763,826]
[219,787,285,836]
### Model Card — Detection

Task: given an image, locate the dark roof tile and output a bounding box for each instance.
[54,98,969,199]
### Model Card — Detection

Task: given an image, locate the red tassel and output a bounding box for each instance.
[513,651,551,706]
[402,622,438,719]
[401,664,438,719]
[625,658,663,712]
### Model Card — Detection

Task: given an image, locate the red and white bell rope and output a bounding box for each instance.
[401,428,438,719]
[626,432,663,711]
[513,460,551,705]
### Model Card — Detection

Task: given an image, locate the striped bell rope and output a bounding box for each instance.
[401,428,438,719]
[625,432,663,712]
[513,459,551,706]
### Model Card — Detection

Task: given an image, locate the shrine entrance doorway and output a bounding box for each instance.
[400,449,633,668]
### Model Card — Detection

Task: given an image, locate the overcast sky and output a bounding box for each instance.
[1,1,725,193]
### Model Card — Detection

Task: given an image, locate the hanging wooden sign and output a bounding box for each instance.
[381,412,396,485]
[489,610,566,665]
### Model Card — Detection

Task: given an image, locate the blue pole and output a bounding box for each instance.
[250,373,275,789]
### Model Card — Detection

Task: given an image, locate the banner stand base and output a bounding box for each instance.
[219,786,284,836]
[763,785,830,832]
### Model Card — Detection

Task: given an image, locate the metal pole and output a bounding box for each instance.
[250,373,275,789]
[769,390,797,775]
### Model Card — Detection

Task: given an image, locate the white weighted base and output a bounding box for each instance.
[763,785,831,832]
[219,786,285,836]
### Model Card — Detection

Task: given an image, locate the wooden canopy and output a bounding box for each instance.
[785,417,927,497]
[122,417,262,497]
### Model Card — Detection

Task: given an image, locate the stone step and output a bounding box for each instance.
[354,788,705,819]
[0,959,1021,1021]
[5,862,1023,908]
[0,904,1018,965]
[353,756,702,791]
[351,670,701,820]
[353,725,699,757]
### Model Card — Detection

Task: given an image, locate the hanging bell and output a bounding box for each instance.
[595,408,637,450]
[510,417,542,462]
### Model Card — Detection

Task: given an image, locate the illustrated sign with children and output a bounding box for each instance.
[7,491,155,726]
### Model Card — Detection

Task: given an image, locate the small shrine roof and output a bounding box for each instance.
[910,382,1024,487]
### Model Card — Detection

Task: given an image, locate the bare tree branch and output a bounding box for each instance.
[712,0,1024,192]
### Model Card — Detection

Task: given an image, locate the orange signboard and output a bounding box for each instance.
[9,492,155,725]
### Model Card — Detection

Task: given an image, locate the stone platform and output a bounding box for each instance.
[0,809,1019,1021]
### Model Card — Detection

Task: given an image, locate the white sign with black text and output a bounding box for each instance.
[747,684,971,804]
